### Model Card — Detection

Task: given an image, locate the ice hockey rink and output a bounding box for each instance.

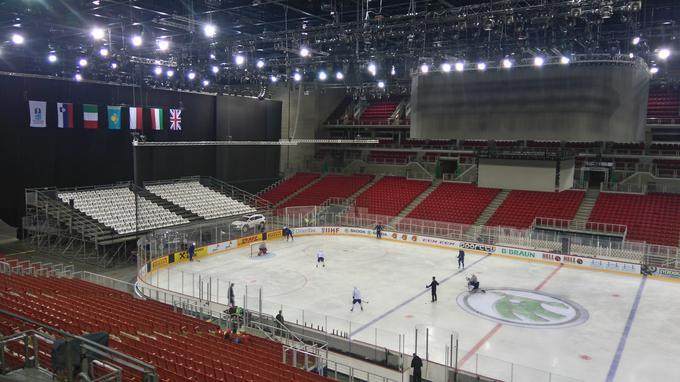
[143,234,680,382]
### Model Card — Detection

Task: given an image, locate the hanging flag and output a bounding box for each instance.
[107,106,122,130]
[129,107,143,130]
[29,100,47,128]
[83,104,99,129]
[169,109,182,131]
[57,103,74,128]
[150,108,163,130]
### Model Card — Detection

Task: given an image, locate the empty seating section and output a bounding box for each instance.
[279,174,374,209]
[0,274,330,382]
[486,190,585,229]
[367,150,416,163]
[260,173,320,204]
[147,181,255,219]
[588,193,680,246]
[359,101,399,123]
[355,176,431,216]
[654,159,680,177]
[527,141,561,150]
[407,183,500,225]
[650,143,680,155]
[611,142,644,154]
[462,140,488,150]
[647,91,679,121]
[58,188,187,234]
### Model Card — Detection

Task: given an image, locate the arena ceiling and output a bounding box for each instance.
[0,0,677,93]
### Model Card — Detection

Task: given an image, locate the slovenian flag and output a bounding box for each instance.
[129,107,143,130]
[57,103,74,128]
[83,104,98,129]
[150,108,163,130]
[107,106,121,130]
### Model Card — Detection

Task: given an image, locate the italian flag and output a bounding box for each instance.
[129,107,143,130]
[150,108,163,130]
[83,104,98,129]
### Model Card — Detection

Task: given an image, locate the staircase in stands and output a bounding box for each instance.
[274,175,325,208]
[473,190,511,226]
[389,179,442,227]
[135,186,203,222]
[571,188,600,226]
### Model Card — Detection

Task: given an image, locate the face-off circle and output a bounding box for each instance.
[457,288,589,329]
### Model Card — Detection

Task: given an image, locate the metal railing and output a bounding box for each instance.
[533,217,627,237]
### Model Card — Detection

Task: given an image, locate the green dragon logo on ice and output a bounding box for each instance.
[457,288,588,328]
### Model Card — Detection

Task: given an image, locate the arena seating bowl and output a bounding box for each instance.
[406,183,500,225]
[485,190,585,229]
[260,173,321,204]
[354,176,431,216]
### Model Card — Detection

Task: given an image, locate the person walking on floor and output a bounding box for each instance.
[426,276,439,302]
[228,283,235,307]
[188,242,196,262]
[275,310,285,336]
[411,353,423,382]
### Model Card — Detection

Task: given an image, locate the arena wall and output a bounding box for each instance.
[410,61,650,141]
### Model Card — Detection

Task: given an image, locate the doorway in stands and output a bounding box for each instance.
[584,168,608,189]
[439,158,459,178]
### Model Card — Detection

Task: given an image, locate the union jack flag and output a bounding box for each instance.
[169,108,182,131]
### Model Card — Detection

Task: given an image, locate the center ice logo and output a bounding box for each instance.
[457,288,588,328]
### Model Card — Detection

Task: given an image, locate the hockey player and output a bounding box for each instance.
[283,227,294,241]
[425,276,439,302]
[258,242,268,256]
[458,249,465,269]
[316,250,325,267]
[375,223,383,239]
[467,274,481,292]
[350,286,364,311]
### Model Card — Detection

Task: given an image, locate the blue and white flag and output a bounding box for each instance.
[29,100,47,128]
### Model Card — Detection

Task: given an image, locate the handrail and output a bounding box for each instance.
[0,308,159,381]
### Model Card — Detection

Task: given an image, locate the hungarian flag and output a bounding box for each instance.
[169,109,182,131]
[150,108,163,130]
[107,106,121,130]
[83,104,98,129]
[129,107,143,130]
[57,103,74,128]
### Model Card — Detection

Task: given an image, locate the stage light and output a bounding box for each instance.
[187,72,196,80]
[420,63,429,73]
[650,67,659,74]
[75,73,83,81]
[657,48,671,60]
[79,58,88,67]
[629,53,635,59]
[154,66,162,76]
[560,56,571,65]
[534,56,544,67]
[318,71,327,81]
[390,65,396,76]
[368,63,377,76]
[91,27,105,40]
[131,35,142,47]
[235,55,245,65]
[455,62,464,72]
[293,72,302,82]
[212,65,219,74]
[48,53,57,63]
[502,58,513,69]
[270,75,278,83]
[441,63,451,73]
[166,69,174,77]
[300,47,310,57]
[256,60,265,69]
[111,62,118,69]
[99,47,109,57]
[377,81,385,89]
[210,53,216,60]
[203,24,217,38]
[157,39,170,51]
[335,71,344,80]
[11,33,24,45]
[632,37,640,45]
[202,79,210,86]
[477,62,486,71]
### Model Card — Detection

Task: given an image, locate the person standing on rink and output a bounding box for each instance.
[188,242,196,262]
[350,286,364,311]
[316,250,325,268]
[458,249,465,269]
[375,223,383,239]
[426,276,439,302]
[283,227,294,241]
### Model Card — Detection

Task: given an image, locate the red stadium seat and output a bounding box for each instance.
[485,190,585,229]
[406,183,500,225]
[354,176,431,216]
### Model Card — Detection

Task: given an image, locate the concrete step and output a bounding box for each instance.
[572,188,600,225]
[389,179,442,227]
[473,189,511,227]
[273,174,325,208]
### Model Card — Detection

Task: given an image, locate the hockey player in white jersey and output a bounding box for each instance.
[316,250,325,267]
[350,286,364,311]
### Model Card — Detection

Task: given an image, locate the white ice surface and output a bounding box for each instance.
[144,235,680,382]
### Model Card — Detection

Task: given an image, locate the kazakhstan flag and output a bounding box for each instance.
[107,106,122,130]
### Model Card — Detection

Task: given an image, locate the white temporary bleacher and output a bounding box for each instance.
[146,181,256,219]
[58,187,188,234]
